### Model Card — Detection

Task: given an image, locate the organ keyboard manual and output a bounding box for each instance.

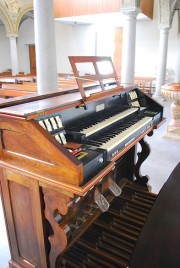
[1,56,178,268]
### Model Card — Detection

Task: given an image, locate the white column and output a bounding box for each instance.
[9,36,19,76]
[154,27,170,98]
[121,11,138,85]
[33,0,58,93]
[175,35,180,82]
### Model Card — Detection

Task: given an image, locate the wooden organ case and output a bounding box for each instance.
[0,57,166,268]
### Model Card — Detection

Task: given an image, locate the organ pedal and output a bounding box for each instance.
[57,181,157,268]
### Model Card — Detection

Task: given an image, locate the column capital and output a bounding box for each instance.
[121,0,142,9]
[7,33,19,38]
[158,25,171,33]
[121,7,141,18]
[121,0,142,17]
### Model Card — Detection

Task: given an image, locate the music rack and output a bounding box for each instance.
[69,56,123,104]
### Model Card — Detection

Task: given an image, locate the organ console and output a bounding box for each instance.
[0,57,178,268]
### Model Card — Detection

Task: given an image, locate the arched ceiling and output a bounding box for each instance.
[0,0,33,36]
[172,0,180,32]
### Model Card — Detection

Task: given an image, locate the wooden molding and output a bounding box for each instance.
[54,0,120,18]
[54,0,154,19]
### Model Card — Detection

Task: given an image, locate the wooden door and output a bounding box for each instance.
[29,45,36,75]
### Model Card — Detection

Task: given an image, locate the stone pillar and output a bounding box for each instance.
[33,0,58,93]
[9,36,19,76]
[154,27,170,99]
[121,10,139,86]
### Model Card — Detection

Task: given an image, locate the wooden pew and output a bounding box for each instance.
[0,76,36,87]
[0,77,101,99]
[0,83,37,98]
[0,81,79,98]
[23,80,78,88]
[0,71,12,76]
[23,79,94,89]
[0,77,18,86]
[134,77,156,96]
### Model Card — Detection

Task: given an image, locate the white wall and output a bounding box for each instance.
[135,5,159,77]
[18,18,35,74]
[135,2,179,81]
[55,22,115,74]
[0,18,35,74]
[0,25,11,72]
[55,23,97,74]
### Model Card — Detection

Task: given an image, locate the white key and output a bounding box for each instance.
[59,132,67,144]
[55,116,63,128]
[133,91,138,99]
[81,107,139,137]
[44,119,52,131]
[49,117,58,130]
[101,117,152,152]
[55,134,61,143]
[39,120,46,129]
[131,100,140,107]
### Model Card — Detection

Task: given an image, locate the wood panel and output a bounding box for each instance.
[87,0,101,15]
[0,169,47,268]
[54,0,153,19]
[0,117,83,186]
[54,0,73,18]
[73,0,89,16]
[10,181,37,264]
[141,0,154,19]
[101,0,121,13]
[54,0,120,18]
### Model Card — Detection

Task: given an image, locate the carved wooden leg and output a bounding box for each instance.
[42,188,70,268]
[134,137,151,186]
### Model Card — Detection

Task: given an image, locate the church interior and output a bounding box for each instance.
[0,1,180,268]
